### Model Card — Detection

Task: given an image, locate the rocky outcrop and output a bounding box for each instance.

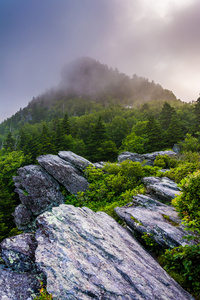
[5,152,195,299]
[58,150,93,171]
[37,154,89,194]
[118,150,176,165]
[115,194,189,249]
[115,176,187,249]
[143,176,181,203]
[34,205,194,299]
[0,233,45,300]
[1,233,38,272]
[13,164,65,231]
[0,269,44,300]
[13,152,90,231]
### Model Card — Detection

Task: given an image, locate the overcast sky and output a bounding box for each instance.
[1,0,200,122]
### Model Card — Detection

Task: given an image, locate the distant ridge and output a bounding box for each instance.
[0,57,177,129]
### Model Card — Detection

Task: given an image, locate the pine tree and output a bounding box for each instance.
[159,102,176,130]
[4,132,15,151]
[55,121,65,151]
[39,125,56,155]
[165,117,184,147]
[87,117,107,161]
[62,113,70,135]
[17,129,29,154]
[145,116,164,152]
[194,97,200,131]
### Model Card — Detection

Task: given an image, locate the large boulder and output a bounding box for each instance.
[118,150,176,165]
[143,176,181,202]
[115,194,190,249]
[0,268,44,300]
[58,150,93,171]
[0,233,45,300]
[37,154,89,194]
[35,204,194,299]
[13,204,33,230]
[1,233,38,272]
[13,164,65,230]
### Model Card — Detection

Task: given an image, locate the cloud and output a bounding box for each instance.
[0,0,199,122]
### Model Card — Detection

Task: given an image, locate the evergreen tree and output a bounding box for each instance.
[87,117,107,161]
[17,129,29,155]
[107,116,129,148]
[62,113,70,135]
[145,116,164,152]
[159,102,176,130]
[165,117,184,147]
[4,132,15,151]
[55,121,65,150]
[194,97,200,131]
[39,125,56,155]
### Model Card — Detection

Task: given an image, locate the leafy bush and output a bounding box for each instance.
[164,162,197,183]
[160,244,200,298]
[164,169,200,297]
[67,162,146,212]
[154,154,177,169]
[172,170,200,236]
[0,150,32,242]
[179,133,200,152]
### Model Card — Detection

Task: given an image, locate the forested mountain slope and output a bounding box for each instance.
[0,57,177,135]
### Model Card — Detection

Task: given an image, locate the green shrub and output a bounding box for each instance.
[142,165,160,177]
[164,162,197,183]
[34,282,52,300]
[179,133,200,152]
[69,162,146,212]
[179,151,200,164]
[160,244,200,298]
[172,170,200,236]
[154,154,177,169]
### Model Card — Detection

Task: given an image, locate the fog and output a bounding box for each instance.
[0,0,199,122]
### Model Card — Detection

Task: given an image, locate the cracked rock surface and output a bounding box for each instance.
[35,204,194,300]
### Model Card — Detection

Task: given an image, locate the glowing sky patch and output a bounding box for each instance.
[0,0,199,122]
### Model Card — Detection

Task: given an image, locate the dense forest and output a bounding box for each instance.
[0,58,200,298]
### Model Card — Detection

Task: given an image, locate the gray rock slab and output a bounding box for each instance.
[143,176,181,202]
[115,194,190,249]
[0,268,44,300]
[118,150,176,165]
[37,154,89,194]
[58,150,93,171]
[35,204,193,300]
[13,164,65,216]
[13,204,33,230]
[1,233,38,272]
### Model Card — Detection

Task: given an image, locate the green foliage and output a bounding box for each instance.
[86,116,108,161]
[4,132,15,151]
[107,115,129,148]
[164,162,198,183]
[142,165,160,177]
[144,116,164,152]
[160,244,200,297]
[159,102,176,130]
[34,282,52,300]
[172,170,200,236]
[120,132,145,154]
[96,140,118,162]
[154,155,177,169]
[72,162,146,212]
[0,150,31,242]
[179,133,200,152]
